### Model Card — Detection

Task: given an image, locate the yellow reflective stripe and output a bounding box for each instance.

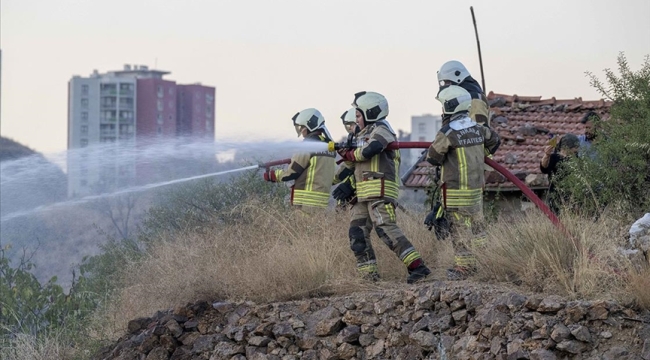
[454,255,476,266]
[274,169,283,180]
[306,157,317,191]
[356,180,399,199]
[357,264,379,273]
[445,189,482,207]
[457,147,468,189]
[371,154,379,172]
[354,147,363,161]
[402,251,422,266]
[385,203,396,222]
[293,190,330,207]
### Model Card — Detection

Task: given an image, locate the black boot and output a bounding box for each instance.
[407,264,431,284]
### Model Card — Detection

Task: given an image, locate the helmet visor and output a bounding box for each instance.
[294,125,303,137]
[344,122,356,133]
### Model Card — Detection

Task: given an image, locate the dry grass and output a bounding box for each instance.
[474,210,634,301]
[94,202,649,337]
[0,332,75,360]
[102,200,444,334]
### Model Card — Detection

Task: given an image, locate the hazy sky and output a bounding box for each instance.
[2,0,649,154]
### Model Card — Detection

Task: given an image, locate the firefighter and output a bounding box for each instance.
[338,92,431,284]
[263,108,336,209]
[426,85,500,280]
[437,60,490,127]
[332,108,395,275]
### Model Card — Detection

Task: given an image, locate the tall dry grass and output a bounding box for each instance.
[474,210,636,302]
[0,332,74,360]
[101,200,444,334]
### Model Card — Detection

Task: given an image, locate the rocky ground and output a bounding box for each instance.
[98,280,650,360]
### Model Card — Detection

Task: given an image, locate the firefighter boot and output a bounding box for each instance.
[407,260,431,284]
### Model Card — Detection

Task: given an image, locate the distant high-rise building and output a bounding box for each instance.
[67,65,216,196]
[409,114,442,165]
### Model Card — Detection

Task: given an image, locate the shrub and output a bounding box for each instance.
[560,53,650,218]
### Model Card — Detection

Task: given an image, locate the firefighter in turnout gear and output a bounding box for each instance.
[338,92,431,284]
[437,60,490,127]
[426,86,500,280]
[263,108,336,209]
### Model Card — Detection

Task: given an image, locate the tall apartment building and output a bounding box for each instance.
[409,114,442,164]
[67,65,216,196]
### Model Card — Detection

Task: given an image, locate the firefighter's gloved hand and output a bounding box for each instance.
[333,181,355,202]
[339,150,356,162]
[263,170,277,182]
[424,209,437,230]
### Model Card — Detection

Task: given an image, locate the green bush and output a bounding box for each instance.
[560,53,650,218]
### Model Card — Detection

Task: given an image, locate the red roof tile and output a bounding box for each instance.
[401,92,612,191]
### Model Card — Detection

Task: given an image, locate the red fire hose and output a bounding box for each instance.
[262,141,568,235]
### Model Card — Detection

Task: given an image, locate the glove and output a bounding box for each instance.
[338,149,356,162]
[332,181,355,203]
[263,170,277,182]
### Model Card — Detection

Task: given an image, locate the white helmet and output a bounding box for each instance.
[352,91,389,122]
[436,85,472,115]
[437,60,470,86]
[292,108,333,140]
[340,108,356,125]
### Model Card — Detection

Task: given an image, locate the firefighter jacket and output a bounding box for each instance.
[272,132,336,208]
[342,120,401,203]
[460,76,490,127]
[426,113,500,212]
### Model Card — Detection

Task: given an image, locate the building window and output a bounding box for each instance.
[157,126,162,135]
[157,113,163,124]
[418,136,426,142]
[206,120,211,131]
[81,84,89,95]
[81,98,89,109]
[80,139,88,147]
[168,88,174,95]
[80,125,88,135]
[168,114,173,122]
[206,94,214,104]
[157,100,163,111]
[157,86,163,98]
[418,123,426,132]
[81,112,89,122]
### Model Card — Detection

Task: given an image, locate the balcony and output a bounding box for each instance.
[100,117,117,123]
[119,89,134,97]
[100,89,118,96]
[101,103,117,110]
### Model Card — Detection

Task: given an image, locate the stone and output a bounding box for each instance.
[343,311,380,326]
[272,323,295,338]
[192,335,220,354]
[336,325,361,344]
[538,296,565,313]
[569,324,591,342]
[248,336,272,347]
[643,340,650,360]
[165,320,183,338]
[314,317,343,336]
[337,343,357,359]
[564,302,587,324]
[603,347,629,360]
[600,331,613,339]
[211,342,245,358]
[365,339,385,358]
[530,348,557,360]
[145,347,169,360]
[556,340,586,354]
[525,297,543,311]
[127,317,152,334]
[452,309,468,323]
[506,338,527,359]
[587,301,609,320]
[409,331,437,351]
[374,299,395,315]
[550,324,571,342]
[358,333,374,347]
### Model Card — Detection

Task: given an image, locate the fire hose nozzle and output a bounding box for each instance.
[327,141,351,152]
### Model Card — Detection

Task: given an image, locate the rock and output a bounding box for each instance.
[506,338,527,359]
[365,339,385,358]
[409,331,437,351]
[602,347,629,360]
[314,317,343,336]
[569,324,591,343]
[525,297,543,311]
[358,333,374,347]
[165,320,184,338]
[211,342,245,358]
[145,347,169,360]
[272,323,295,338]
[505,153,518,164]
[600,331,613,339]
[556,340,586,354]
[530,348,557,360]
[525,174,546,187]
[564,302,587,324]
[343,311,380,326]
[374,299,395,315]
[643,340,650,360]
[248,336,272,347]
[336,325,361,344]
[127,317,152,334]
[550,324,571,342]
[538,296,565,313]
[629,213,650,252]
[192,335,221,354]
[587,301,609,320]
[337,343,357,359]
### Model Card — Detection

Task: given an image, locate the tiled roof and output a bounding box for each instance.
[401,92,612,191]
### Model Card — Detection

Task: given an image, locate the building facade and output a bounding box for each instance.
[408,114,442,165]
[67,65,216,196]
